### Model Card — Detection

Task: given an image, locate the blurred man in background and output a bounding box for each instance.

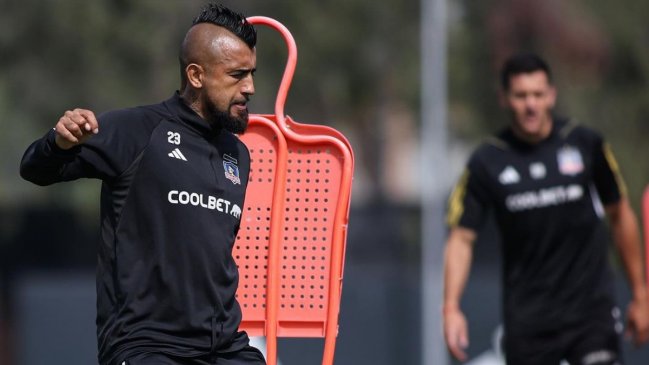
[442,53,649,364]
[20,3,265,365]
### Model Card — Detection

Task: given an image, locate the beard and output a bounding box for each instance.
[203,96,249,134]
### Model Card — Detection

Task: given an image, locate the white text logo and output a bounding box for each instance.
[168,190,241,218]
[505,184,583,212]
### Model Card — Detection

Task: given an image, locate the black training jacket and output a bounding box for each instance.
[20,93,251,365]
[447,118,622,333]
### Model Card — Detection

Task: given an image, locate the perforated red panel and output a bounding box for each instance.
[234,121,277,335]
[276,143,343,335]
[235,117,349,338]
[239,16,354,365]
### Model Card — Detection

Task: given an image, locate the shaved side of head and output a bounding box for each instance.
[178,3,256,91]
[180,24,236,89]
[176,4,256,134]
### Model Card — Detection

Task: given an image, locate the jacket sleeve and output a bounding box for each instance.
[591,133,625,205]
[20,107,156,186]
[20,129,88,186]
[446,151,493,231]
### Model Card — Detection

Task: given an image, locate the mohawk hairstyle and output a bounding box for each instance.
[179,4,256,89]
[192,3,257,48]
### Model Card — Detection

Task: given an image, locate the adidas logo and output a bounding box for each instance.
[168,148,187,161]
[498,165,520,185]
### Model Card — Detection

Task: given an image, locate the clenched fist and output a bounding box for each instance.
[54,108,99,149]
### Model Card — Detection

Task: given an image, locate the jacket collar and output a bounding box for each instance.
[501,117,566,151]
[163,91,222,138]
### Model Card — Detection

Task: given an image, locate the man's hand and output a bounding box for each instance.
[54,108,99,150]
[626,295,649,346]
[444,306,469,361]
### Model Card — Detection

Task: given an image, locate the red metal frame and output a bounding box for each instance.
[233,16,354,365]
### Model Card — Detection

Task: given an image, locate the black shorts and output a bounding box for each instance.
[504,306,623,365]
[123,346,266,365]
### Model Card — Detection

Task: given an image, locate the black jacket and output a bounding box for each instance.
[20,93,251,364]
[448,119,620,332]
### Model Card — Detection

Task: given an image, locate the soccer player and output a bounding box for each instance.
[20,4,265,365]
[442,53,649,364]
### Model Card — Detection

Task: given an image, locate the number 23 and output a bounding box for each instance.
[167,131,181,145]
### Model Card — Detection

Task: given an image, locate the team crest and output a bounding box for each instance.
[223,154,241,185]
[557,146,584,176]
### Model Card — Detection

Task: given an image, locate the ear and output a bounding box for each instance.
[185,63,204,89]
